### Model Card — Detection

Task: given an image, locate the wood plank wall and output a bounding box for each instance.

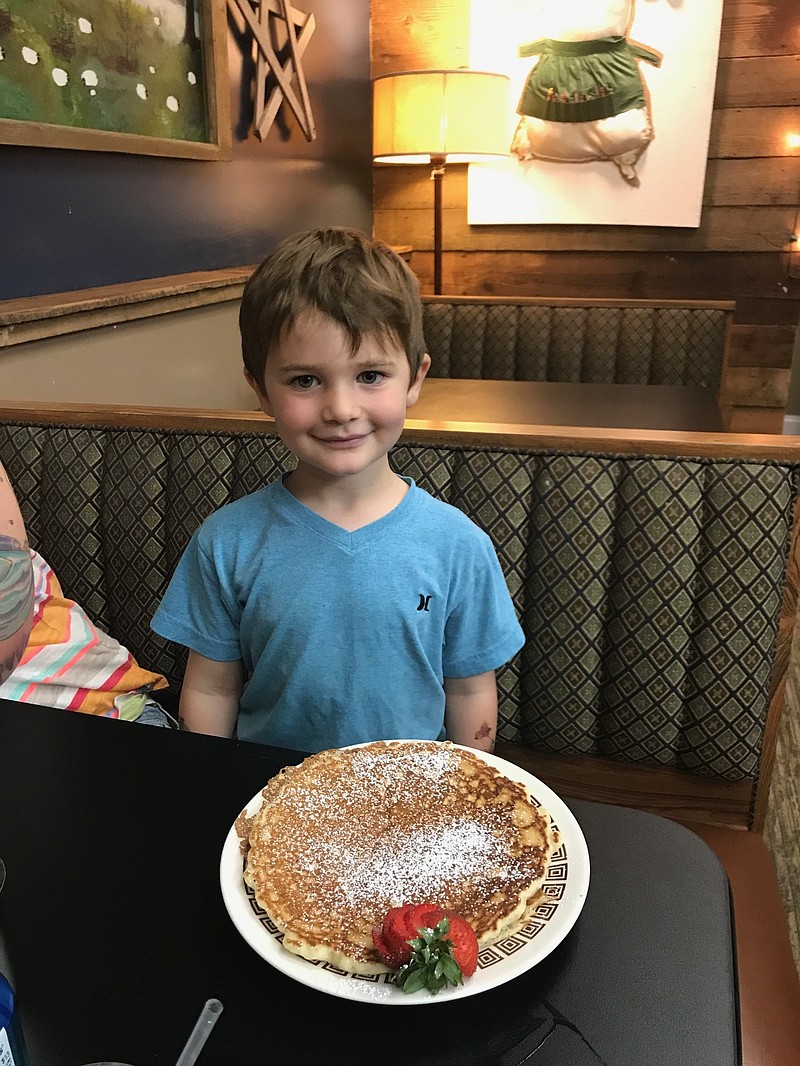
[371,0,800,432]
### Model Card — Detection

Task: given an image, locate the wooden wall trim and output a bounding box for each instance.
[0,268,253,349]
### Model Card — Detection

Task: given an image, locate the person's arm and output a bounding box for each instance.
[444,670,498,753]
[179,649,244,737]
[0,460,34,683]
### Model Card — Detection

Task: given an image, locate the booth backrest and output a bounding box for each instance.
[422,296,734,389]
[0,403,796,832]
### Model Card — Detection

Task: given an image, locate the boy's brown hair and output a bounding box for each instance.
[240,227,427,388]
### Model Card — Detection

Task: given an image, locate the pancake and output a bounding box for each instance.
[241,740,559,974]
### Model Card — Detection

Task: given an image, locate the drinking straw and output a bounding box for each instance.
[174,998,224,1066]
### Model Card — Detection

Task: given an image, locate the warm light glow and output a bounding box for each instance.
[372,70,510,163]
[787,131,800,150]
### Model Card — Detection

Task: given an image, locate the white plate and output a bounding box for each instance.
[219,743,590,1005]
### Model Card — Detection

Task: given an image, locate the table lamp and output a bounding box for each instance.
[373,69,510,294]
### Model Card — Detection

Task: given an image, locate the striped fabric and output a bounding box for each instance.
[0,550,167,717]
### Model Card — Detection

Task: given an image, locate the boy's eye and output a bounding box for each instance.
[359,370,385,385]
[290,375,318,389]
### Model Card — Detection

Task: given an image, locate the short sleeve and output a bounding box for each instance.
[441,531,524,678]
[151,530,242,662]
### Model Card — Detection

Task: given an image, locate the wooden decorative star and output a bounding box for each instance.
[227,0,316,142]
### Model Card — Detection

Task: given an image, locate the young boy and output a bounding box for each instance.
[151,228,524,753]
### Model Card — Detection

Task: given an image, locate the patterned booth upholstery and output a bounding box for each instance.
[422,296,733,388]
[0,404,795,833]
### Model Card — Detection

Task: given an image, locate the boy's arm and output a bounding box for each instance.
[179,649,243,737]
[444,671,498,753]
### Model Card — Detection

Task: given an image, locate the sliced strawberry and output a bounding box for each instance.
[371,923,407,969]
[384,904,414,944]
[375,904,480,986]
[404,904,446,939]
[378,904,421,967]
[381,905,416,964]
[441,912,479,977]
[375,903,449,970]
[395,911,481,995]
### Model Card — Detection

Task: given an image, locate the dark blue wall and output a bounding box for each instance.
[0,1,372,299]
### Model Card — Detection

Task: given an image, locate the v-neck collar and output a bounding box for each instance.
[274,475,417,552]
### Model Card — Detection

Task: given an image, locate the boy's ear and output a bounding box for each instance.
[406,353,431,409]
[245,368,274,417]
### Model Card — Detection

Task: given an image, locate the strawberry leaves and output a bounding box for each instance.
[396,916,470,995]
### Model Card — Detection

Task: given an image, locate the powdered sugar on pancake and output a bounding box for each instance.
[321,818,506,908]
[254,745,502,907]
[349,743,460,785]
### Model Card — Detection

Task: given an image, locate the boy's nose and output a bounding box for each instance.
[321,385,359,423]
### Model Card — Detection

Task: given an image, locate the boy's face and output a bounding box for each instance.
[246,309,430,484]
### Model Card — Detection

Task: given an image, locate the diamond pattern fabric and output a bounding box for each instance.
[1,418,794,784]
[422,300,729,387]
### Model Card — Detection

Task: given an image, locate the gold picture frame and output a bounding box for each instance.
[0,0,231,161]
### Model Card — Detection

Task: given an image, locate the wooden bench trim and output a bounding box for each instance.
[422,295,737,311]
[686,820,800,1064]
[1,400,798,461]
[495,742,755,829]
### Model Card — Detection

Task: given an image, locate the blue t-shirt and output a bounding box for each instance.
[151,477,524,751]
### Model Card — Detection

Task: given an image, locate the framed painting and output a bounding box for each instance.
[0,0,231,160]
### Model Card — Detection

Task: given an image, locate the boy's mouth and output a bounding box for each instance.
[313,433,369,448]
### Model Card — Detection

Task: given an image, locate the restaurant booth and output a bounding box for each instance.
[1,0,799,1063]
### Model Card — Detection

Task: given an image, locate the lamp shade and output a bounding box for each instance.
[373,69,510,164]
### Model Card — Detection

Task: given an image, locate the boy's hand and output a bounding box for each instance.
[180,650,243,737]
[444,671,498,752]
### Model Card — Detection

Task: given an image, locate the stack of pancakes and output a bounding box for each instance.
[241,740,559,973]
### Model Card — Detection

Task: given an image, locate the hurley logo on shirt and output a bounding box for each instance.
[417,594,433,612]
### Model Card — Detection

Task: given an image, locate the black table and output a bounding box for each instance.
[0,700,739,1066]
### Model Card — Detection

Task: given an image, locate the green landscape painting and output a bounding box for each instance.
[0,0,209,141]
